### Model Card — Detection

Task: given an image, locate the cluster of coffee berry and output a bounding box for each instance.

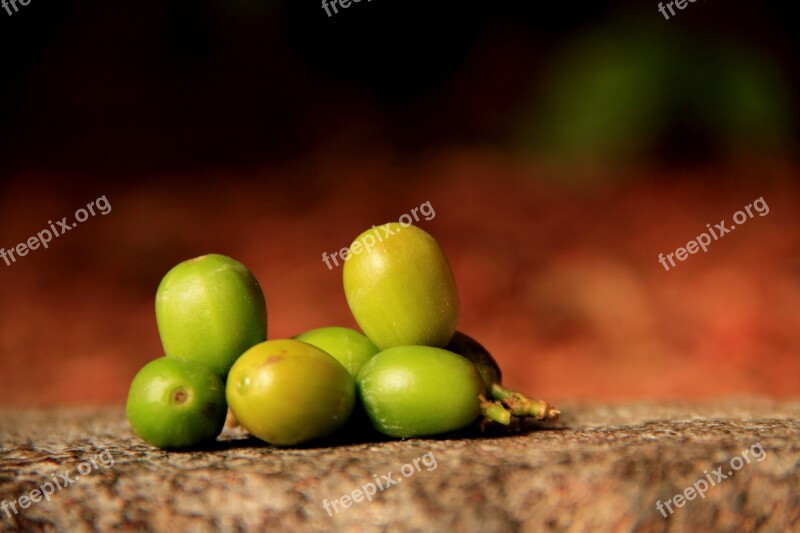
[126,223,558,448]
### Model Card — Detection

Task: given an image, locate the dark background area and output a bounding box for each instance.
[1,0,796,172]
[1,0,798,405]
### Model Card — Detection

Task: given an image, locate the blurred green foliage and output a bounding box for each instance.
[514,19,792,169]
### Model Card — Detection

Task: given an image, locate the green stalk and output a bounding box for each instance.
[490,384,560,421]
[479,395,512,425]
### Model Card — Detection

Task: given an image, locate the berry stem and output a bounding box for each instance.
[490,384,560,421]
[479,395,512,425]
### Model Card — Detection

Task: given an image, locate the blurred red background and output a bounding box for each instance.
[0,1,798,405]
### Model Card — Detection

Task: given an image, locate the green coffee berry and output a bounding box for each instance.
[156,254,267,376]
[226,340,355,446]
[126,357,227,449]
[356,345,484,438]
[343,223,459,349]
[293,326,379,377]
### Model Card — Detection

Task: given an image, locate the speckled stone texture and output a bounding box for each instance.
[1,399,798,532]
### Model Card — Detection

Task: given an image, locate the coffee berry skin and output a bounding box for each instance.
[357,345,484,438]
[156,254,267,377]
[445,331,502,392]
[293,326,379,377]
[343,223,460,350]
[126,357,227,449]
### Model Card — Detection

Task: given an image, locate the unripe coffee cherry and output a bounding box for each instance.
[226,340,356,446]
[343,223,459,349]
[126,357,227,449]
[156,254,267,377]
[357,345,483,437]
[293,326,379,377]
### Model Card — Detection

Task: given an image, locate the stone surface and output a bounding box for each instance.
[1,399,799,532]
